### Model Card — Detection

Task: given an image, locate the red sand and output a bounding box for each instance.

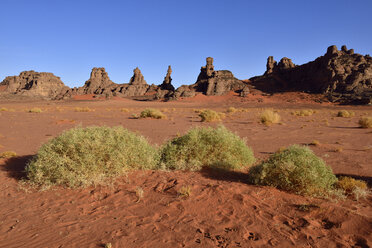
[0,94,371,247]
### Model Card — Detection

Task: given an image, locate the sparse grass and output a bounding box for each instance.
[260,109,281,126]
[26,126,158,188]
[135,187,144,202]
[358,116,372,128]
[28,108,43,113]
[74,107,94,112]
[120,108,129,112]
[226,107,238,113]
[309,140,321,146]
[337,110,355,118]
[104,243,112,248]
[159,125,255,171]
[248,145,338,197]
[337,177,368,200]
[178,185,192,198]
[199,109,225,122]
[292,109,315,116]
[140,108,167,119]
[0,107,9,111]
[0,151,17,159]
[333,147,343,152]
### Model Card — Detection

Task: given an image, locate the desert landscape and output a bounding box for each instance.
[0,86,371,247]
[1,1,372,247]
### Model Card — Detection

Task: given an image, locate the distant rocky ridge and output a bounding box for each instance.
[0,71,69,99]
[1,46,371,104]
[251,45,372,104]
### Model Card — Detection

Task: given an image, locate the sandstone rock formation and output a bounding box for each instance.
[251,45,372,104]
[113,67,151,97]
[0,70,69,99]
[159,66,175,91]
[80,67,115,95]
[173,57,248,98]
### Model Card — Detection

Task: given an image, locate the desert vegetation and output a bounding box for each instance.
[292,109,315,116]
[26,126,158,188]
[337,176,368,200]
[260,109,281,126]
[358,116,372,128]
[0,151,17,159]
[199,109,225,122]
[140,108,167,119]
[337,110,355,118]
[248,145,338,197]
[159,125,255,171]
[74,107,94,112]
[28,107,43,113]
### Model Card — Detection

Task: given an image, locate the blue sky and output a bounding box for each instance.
[1,0,371,88]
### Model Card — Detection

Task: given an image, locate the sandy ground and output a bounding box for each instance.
[0,93,371,247]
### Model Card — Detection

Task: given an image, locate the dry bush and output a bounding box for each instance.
[337,177,368,200]
[199,109,225,122]
[74,107,94,112]
[358,117,372,128]
[140,108,167,119]
[309,140,321,146]
[226,107,238,113]
[0,107,9,111]
[159,125,255,171]
[337,110,355,118]
[292,109,315,116]
[28,108,43,113]
[178,185,192,198]
[0,151,17,159]
[248,145,338,197]
[26,126,158,188]
[260,109,281,126]
[120,108,130,112]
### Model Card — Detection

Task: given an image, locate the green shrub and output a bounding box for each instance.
[359,117,372,128]
[199,109,225,122]
[26,126,158,188]
[337,110,355,118]
[140,108,166,119]
[248,145,337,196]
[159,125,255,171]
[260,109,281,126]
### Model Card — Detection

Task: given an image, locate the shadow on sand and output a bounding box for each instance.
[199,167,251,184]
[1,155,33,180]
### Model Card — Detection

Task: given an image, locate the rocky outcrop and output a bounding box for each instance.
[80,67,116,95]
[113,67,151,97]
[0,70,69,99]
[251,45,372,104]
[194,57,247,96]
[172,57,248,98]
[159,66,175,91]
[154,66,176,99]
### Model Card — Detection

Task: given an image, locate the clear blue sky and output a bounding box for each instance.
[1,0,371,88]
